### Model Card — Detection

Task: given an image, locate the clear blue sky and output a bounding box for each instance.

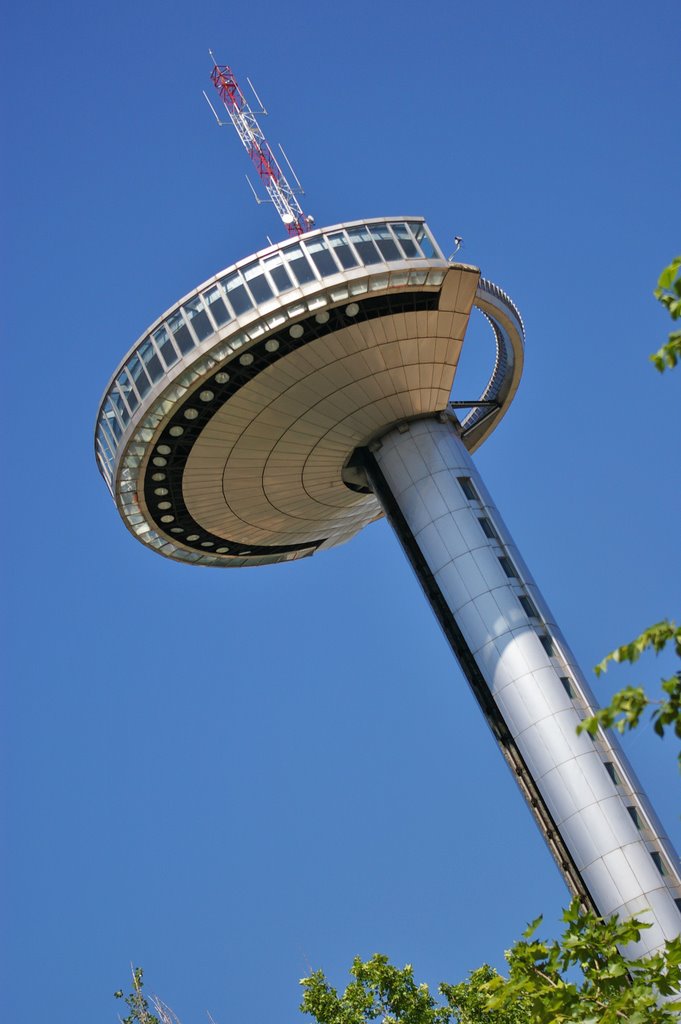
[2,1,679,1021]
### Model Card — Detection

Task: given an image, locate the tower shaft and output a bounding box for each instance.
[364,416,681,957]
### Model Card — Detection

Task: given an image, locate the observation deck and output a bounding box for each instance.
[95,218,524,567]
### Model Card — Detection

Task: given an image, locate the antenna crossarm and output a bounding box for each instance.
[208,57,311,237]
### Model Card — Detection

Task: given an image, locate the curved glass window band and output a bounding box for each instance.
[97,220,443,474]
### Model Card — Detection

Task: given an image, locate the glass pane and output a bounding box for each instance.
[222,272,253,316]
[262,255,294,293]
[110,387,130,427]
[202,286,231,327]
[96,436,113,468]
[126,352,151,398]
[96,425,112,455]
[184,296,214,342]
[98,416,117,452]
[103,399,122,440]
[369,225,400,261]
[153,326,178,369]
[244,264,274,304]
[167,311,195,356]
[327,232,358,269]
[346,226,382,265]
[284,244,317,284]
[414,224,436,258]
[390,222,419,258]
[305,238,338,276]
[138,338,163,383]
[117,369,139,412]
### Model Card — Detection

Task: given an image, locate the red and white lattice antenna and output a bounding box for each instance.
[204,52,314,237]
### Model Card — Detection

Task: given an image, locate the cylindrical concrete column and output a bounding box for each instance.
[365,415,681,957]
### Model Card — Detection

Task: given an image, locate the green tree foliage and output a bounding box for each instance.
[580,263,680,760]
[650,257,681,371]
[477,902,681,1023]
[299,953,524,1024]
[299,907,681,1024]
[578,620,681,767]
[114,967,160,1024]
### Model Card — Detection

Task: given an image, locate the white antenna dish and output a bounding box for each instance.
[282,212,295,224]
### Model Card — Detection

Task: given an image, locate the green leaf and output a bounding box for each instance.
[657,260,679,291]
[522,914,543,938]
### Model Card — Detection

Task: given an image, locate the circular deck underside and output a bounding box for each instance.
[109,261,523,567]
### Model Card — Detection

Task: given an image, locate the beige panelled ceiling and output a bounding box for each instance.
[182,267,478,550]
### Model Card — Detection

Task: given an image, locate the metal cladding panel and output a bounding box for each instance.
[371,416,681,959]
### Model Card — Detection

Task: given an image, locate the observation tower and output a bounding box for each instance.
[95,57,681,957]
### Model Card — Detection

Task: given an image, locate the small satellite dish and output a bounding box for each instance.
[282,213,295,224]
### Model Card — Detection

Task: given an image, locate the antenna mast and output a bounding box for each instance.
[205,53,313,237]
